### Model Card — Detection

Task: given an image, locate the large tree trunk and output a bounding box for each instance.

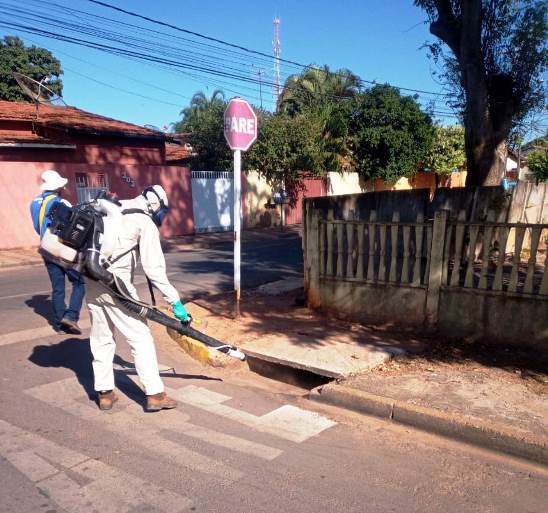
[464,123,508,186]
[428,0,512,188]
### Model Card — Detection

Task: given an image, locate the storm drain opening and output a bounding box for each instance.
[246,355,334,390]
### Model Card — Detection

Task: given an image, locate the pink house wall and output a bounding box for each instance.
[0,162,194,250]
[285,178,327,225]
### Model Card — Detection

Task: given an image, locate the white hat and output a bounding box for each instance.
[144,184,169,208]
[40,170,68,191]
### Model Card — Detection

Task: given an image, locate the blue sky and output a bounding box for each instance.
[1,0,457,129]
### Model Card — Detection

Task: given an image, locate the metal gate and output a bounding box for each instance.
[191,171,233,233]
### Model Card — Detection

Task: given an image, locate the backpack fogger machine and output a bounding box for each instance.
[39,194,246,361]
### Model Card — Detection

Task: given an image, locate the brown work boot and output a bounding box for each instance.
[60,318,82,335]
[146,392,177,412]
[97,390,118,411]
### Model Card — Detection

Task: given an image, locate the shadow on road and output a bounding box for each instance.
[28,339,223,410]
[25,294,57,329]
[28,339,147,406]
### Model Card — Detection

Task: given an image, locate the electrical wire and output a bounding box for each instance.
[0,0,457,116]
[2,0,451,101]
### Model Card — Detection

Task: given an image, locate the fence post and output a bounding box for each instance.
[306,205,322,308]
[425,210,448,328]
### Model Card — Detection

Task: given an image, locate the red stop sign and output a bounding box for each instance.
[224,98,257,151]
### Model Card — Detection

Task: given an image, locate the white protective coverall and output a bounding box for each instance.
[87,194,180,395]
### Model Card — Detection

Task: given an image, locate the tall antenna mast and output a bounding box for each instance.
[272,17,281,107]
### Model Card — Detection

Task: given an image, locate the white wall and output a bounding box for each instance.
[327,171,365,196]
[191,171,233,232]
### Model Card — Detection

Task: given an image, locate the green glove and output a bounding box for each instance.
[172,300,191,322]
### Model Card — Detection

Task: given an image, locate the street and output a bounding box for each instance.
[1,234,547,513]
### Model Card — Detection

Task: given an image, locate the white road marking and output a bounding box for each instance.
[27,375,281,461]
[172,385,337,443]
[26,377,291,481]
[135,405,282,461]
[0,289,51,301]
[0,419,193,513]
[0,320,91,346]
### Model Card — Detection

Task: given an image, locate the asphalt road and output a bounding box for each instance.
[1,232,547,513]
[0,232,303,334]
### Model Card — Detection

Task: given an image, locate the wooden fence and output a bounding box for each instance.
[319,211,432,287]
[443,214,548,296]
[305,203,548,344]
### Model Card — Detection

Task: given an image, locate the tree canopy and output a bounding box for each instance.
[173,90,231,171]
[415,0,547,186]
[348,85,435,181]
[0,36,63,102]
[425,125,466,175]
[174,78,445,192]
[527,140,548,182]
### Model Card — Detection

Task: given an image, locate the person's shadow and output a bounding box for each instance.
[28,338,145,405]
[28,338,223,410]
[25,294,58,329]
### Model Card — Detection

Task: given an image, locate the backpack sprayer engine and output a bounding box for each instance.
[39,194,245,361]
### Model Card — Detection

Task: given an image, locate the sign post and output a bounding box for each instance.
[224,98,258,317]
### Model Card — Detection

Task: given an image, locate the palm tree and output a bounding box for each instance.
[180,89,225,123]
[277,66,360,115]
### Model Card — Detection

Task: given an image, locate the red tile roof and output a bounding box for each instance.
[165,142,192,162]
[0,100,166,140]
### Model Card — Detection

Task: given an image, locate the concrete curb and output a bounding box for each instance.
[309,383,548,466]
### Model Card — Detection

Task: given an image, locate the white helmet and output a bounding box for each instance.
[40,169,68,191]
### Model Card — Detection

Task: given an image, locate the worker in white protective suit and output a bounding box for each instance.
[86,185,191,411]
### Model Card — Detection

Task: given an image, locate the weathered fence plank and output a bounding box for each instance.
[425,210,448,327]
[492,226,509,291]
[508,226,526,293]
[378,224,387,282]
[366,210,377,281]
[346,223,355,279]
[326,221,334,277]
[402,226,411,284]
[356,224,364,280]
[389,212,400,283]
[450,211,467,287]
[412,214,424,286]
[478,222,495,290]
[336,223,344,278]
[464,225,479,288]
[524,227,541,294]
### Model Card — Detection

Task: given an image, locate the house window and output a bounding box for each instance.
[97,173,109,188]
[75,172,109,203]
[75,173,89,188]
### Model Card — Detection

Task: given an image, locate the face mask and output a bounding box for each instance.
[152,206,169,227]
[142,187,169,227]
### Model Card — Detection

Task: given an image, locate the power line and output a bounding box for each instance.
[83,0,449,99]
[1,0,454,111]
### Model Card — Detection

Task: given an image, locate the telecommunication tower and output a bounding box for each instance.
[273,17,281,106]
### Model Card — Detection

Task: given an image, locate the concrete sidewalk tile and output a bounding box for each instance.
[310,383,548,466]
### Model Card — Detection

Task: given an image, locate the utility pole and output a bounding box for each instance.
[252,66,265,109]
[273,17,281,108]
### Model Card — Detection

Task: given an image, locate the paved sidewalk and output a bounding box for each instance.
[0,226,301,270]
[166,285,548,465]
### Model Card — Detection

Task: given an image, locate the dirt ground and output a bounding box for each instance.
[370,335,548,397]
